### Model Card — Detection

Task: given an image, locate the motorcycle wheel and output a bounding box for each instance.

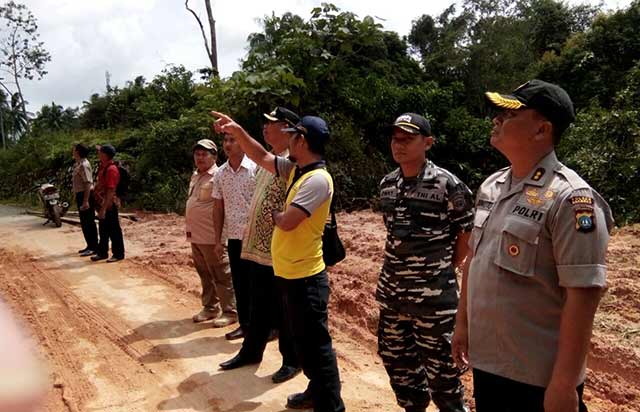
[53,205,62,228]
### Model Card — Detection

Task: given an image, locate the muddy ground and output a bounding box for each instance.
[0,206,638,411]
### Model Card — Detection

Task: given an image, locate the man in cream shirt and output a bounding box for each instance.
[186,139,236,326]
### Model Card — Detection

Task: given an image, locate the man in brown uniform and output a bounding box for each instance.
[186,139,236,326]
[72,143,98,257]
[452,80,614,412]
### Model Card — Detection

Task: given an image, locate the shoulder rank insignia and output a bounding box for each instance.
[570,196,593,206]
[575,210,595,232]
[531,168,545,181]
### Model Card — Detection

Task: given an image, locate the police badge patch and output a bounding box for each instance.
[575,210,595,232]
[570,190,596,233]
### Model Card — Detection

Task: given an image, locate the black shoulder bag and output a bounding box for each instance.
[322,197,346,267]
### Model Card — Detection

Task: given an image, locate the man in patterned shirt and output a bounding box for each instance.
[212,110,345,412]
[219,107,301,383]
[377,113,474,412]
[212,134,257,340]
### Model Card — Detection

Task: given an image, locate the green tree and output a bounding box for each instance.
[31,102,79,135]
[0,89,28,147]
[0,1,50,122]
[536,1,640,109]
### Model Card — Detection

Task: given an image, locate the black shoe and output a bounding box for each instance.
[91,255,108,262]
[225,326,244,341]
[271,365,301,383]
[286,392,314,409]
[219,353,261,370]
[78,247,89,254]
[79,249,95,257]
[106,256,124,263]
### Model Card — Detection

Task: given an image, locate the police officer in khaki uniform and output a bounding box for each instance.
[378,113,474,412]
[452,80,614,412]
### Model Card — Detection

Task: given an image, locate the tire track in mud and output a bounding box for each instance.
[0,249,180,412]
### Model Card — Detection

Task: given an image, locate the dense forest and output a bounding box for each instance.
[1,0,639,224]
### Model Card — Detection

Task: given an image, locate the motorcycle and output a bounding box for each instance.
[35,182,70,227]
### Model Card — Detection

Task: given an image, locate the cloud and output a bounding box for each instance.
[16,0,634,114]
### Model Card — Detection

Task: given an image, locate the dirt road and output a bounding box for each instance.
[0,206,398,412]
[1,205,639,412]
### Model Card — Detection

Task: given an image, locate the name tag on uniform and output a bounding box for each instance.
[512,205,545,222]
[477,199,494,210]
[412,188,443,202]
[381,187,398,199]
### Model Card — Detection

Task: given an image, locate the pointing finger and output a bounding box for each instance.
[210,111,231,122]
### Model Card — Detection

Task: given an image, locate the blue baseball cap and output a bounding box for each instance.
[282,116,330,145]
[96,144,116,158]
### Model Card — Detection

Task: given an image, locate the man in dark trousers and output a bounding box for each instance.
[91,144,125,263]
[212,110,345,412]
[452,80,614,412]
[218,107,301,384]
[212,134,257,340]
[72,143,98,257]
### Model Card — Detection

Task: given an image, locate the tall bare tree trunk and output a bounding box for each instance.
[0,107,5,150]
[185,0,219,77]
[204,0,218,74]
[10,26,28,124]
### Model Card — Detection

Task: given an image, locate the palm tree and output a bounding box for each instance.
[0,89,30,148]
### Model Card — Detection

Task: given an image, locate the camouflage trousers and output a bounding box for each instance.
[378,308,467,412]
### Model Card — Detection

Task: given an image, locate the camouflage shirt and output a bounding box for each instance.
[376,160,475,316]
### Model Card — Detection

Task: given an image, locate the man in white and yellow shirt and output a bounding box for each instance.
[212,111,345,412]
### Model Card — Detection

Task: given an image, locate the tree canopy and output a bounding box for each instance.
[1,0,639,224]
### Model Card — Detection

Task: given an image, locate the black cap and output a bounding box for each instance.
[96,144,116,158]
[263,107,300,127]
[282,116,330,144]
[485,79,576,134]
[390,113,431,136]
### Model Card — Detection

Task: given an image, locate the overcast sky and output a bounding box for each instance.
[18,0,634,113]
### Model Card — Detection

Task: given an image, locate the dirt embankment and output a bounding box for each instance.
[124,210,640,412]
[1,206,638,411]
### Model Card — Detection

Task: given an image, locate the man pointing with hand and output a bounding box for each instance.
[212,111,345,412]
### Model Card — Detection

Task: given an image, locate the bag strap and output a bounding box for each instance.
[284,161,337,225]
[329,194,337,225]
[284,161,327,199]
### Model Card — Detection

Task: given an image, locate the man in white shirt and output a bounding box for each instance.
[212,134,257,340]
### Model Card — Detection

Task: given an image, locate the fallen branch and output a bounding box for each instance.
[65,210,138,221]
[24,210,81,226]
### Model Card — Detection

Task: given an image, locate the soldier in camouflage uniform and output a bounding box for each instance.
[377,113,474,412]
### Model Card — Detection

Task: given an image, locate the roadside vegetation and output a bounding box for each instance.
[1,1,639,223]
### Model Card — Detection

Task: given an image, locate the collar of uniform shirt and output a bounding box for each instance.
[195,164,217,176]
[496,151,560,188]
[398,159,435,186]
